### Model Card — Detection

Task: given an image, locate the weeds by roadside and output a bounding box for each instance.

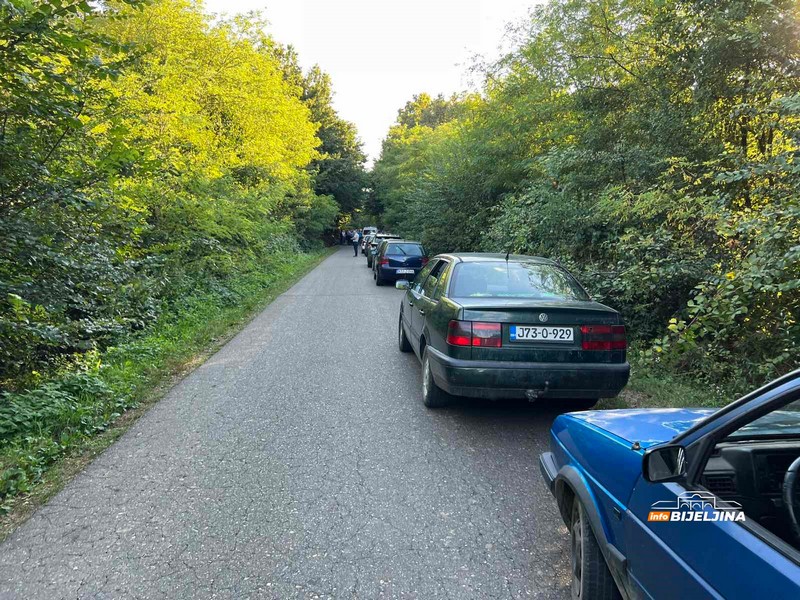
[599,354,733,411]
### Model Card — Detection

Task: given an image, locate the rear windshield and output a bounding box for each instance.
[386,243,424,256]
[450,262,589,300]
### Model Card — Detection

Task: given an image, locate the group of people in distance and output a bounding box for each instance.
[340,229,363,256]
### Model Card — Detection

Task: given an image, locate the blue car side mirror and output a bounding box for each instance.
[643,444,687,483]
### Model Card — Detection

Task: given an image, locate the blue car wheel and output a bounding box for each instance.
[570,500,620,600]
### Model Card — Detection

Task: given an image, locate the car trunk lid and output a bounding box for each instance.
[456,299,624,363]
[386,254,424,268]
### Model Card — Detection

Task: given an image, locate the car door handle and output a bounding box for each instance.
[418,309,425,315]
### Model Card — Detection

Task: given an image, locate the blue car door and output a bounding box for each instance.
[626,479,800,598]
[624,379,800,598]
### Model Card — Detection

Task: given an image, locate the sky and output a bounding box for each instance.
[202,0,535,164]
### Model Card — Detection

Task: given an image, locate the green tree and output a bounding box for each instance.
[372,0,800,390]
[302,66,367,217]
[0,0,362,385]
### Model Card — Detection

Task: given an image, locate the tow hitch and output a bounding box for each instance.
[525,381,550,402]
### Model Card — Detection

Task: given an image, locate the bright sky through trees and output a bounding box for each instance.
[203,0,535,163]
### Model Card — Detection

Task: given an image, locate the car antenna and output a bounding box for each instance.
[505,251,510,262]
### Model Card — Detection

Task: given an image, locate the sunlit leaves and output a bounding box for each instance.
[373,0,800,391]
[0,0,352,386]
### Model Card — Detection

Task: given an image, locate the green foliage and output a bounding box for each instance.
[372,0,800,392]
[0,0,359,385]
[0,0,362,505]
[300,65,367,217]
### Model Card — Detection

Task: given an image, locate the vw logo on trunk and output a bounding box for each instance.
[538,313,549,323]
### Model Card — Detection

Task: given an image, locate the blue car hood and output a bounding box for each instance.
[568,408,716,448]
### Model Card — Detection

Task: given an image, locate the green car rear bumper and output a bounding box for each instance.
[426,347,630,400]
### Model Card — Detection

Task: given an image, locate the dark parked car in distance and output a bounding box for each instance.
[374,240,428,286]
[397,253,629,407]
[361,233,376,255]
[366,233,401,268]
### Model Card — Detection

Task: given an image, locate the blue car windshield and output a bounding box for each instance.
[450,262,590,300]
[726,399,800,440]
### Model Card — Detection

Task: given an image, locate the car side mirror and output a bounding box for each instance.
[396,280,410,290]
[643,444,687,483]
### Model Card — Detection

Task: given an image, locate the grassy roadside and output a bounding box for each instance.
[0,248,335,541]
[599,357,730,411]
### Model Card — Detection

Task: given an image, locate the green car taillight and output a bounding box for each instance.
[447,320,502,348]
[580,325,626,350]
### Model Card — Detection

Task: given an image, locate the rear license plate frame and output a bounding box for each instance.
[509,325,573,343]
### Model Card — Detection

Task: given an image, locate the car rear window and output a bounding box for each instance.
[450,262,589,300]
[386,243,424,256]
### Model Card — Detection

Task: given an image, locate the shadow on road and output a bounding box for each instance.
[445,396,581,419]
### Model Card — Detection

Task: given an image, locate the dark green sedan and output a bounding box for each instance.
[396,254,630,408]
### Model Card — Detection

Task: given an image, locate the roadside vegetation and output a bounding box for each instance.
[371,0,800,402]
[0,0,365,512]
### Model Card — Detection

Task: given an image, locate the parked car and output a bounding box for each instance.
[396,253,629,408]
[361,233,376,255]
[366,233,401,268]
[374,240,428,286]
[540,370,800,599]
[360,226,377,252]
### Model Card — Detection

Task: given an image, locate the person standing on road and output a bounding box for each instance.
[352,229,361,256]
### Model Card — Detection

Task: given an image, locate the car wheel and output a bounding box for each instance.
[375,271,384,286]
[570,398,599,411]
[421,347,449,408]
[398,315,412,353]
[570,500,620,600]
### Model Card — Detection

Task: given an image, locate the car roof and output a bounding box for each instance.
[378,239,422,249]
[434,253,557,265]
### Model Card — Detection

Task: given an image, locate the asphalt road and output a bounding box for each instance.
[0,247,570,599]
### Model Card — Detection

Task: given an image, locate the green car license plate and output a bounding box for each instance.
[510,325,573,342]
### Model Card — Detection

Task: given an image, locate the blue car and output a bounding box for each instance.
[540,370,800,599]
[373,240,428,286]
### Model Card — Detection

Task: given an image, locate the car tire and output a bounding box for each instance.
[375,271,384,286]
[570,398,599,411]
[398,316,412,353]
[421,347,449,408]
[570,500,620,600]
